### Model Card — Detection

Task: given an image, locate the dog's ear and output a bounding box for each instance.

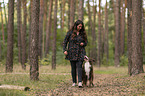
[89,58,95,62]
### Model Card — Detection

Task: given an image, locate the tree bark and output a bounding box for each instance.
[87,0,93,57]
[114,0,121,67]
[61,0,66,30]
[120,0,126,56]
[52,0,58,70]
[43,0,48,33]
[3,0,8,28]
[0,85,30,91]
[30,0,40,80]
[6,0,14,73]
[21,0,27,70]
[130,0,144,75]
[143,7,145,56]
[70,0,75,28]
[0,36,1,60]
[0,5,5,44]
[104,0,109,61]
[45,0,53,57]
[78,0,84,21]
[97,0,102,67]
[76,0,79,19]
[92,0,97,61]
[28,0,33,60]
[127,0,132,75]
[67,0,70,29]
[17,0,22,64]
[43,0,48,58]
[39,0,44,59]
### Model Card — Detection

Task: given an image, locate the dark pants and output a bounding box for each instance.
[70,60,83,83]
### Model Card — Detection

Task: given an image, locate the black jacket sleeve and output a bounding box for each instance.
[63,31,71,52]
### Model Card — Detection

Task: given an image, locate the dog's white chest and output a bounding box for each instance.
[84,61,91,79]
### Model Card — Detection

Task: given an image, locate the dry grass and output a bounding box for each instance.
[0,64,145,95]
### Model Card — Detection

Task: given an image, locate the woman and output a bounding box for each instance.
[63,20,88,88]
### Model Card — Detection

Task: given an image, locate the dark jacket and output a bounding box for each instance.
[63,31,87,61]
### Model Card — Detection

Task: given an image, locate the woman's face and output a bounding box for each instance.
[77,24,82,31]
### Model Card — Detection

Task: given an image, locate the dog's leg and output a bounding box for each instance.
[89,80,92,87]
[91,74,94,87]
[83,76,87,87]
[82,78,85,86]
[89,77,94,87]
[89,80,94,87]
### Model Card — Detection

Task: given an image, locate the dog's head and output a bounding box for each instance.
[84,56,89,62]
[84,56,95,65]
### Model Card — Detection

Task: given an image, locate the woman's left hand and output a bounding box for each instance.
[80,42,84,46]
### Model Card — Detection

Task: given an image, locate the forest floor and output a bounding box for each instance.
[32,73,145,96]
[0,65,145,96]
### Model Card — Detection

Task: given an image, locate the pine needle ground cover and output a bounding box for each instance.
[0,65,145,95]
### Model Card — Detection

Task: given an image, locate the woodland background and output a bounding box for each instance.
[0,0,145,80]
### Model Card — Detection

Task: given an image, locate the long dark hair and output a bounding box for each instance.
[69,20,87,41]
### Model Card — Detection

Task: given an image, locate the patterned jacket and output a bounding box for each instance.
[63,31,87,61]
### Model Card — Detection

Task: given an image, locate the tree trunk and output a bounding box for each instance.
[43,0,48,33]
[78,0,84,21]
[114,0,121,67]
[87,0,93,58]
[61,0,66,30]
[92,0,97,61]
[120,0,126,56]
[21,0,27,70]
[127,0,132,75]
[3,0,8,28]
[39,0,44,59]
[6,0,14,73]
[112,0,116,54]
[70,0,75,28]
[60,0,62,30]
[76,0,79,19]
[30,0,40,80]
[43,0,48,58]
[68,0,70,29]
[52,0,58,70]
[104,0,109,61]
[28,0,33,60]
[0,27,1,60]
[45,0,53,57]
[17,0,22,63]
[130,0,144,75]
[0,4,5,60]
[143,7,145,56]
[0,84,30,91]
[0,5,5,44]
[97,0,102,67]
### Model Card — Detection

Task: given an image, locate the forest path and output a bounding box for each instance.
[48,73,145,96]
[0,73,70,75]
[0,72,145,95]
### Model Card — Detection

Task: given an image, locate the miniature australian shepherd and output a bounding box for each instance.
[82,56,95,87]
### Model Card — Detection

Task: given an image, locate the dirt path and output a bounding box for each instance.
[48,73,145,96]
[1,72,144,95]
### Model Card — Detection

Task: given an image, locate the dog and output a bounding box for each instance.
[82,56,94,87]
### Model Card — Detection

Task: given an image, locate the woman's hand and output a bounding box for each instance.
[64,51,68,55]
[80,42,84,46]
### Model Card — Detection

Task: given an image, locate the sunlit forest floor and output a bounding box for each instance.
[0,64,145,96]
